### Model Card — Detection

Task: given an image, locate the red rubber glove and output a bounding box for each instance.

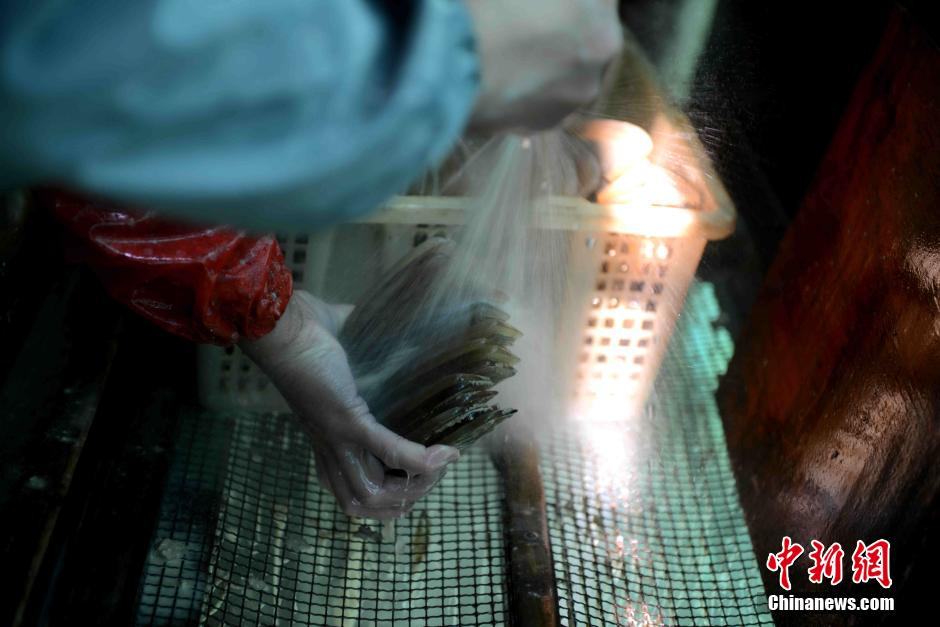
[47,189,292,344]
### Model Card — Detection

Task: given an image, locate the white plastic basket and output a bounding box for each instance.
[197,116,735,421]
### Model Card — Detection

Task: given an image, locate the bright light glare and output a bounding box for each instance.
[584,118,697,238]
[607,203,696,238]
[599,160,687,208]
[579,421,634,503]
[580,120,654,182]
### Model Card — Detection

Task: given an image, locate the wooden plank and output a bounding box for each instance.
[37,316,193,626]
[0,270,121,627]
[719,7,940,624]
[494,424,560,627]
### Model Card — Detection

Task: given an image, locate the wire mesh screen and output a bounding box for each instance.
[135,281,771,626]
[136,411,507,626]
[540,283,772,626]
[136,408,233,624]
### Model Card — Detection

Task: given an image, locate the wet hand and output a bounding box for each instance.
[241,290,460,519]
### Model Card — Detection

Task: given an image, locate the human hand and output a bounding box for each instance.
[464,0,623,133]
[241,290,459,519]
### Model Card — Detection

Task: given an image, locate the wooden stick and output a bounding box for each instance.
[493,424,560,627]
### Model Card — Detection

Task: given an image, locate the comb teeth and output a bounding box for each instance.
[339,238,520,451]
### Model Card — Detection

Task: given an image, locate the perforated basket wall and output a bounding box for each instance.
[570,230,704,420]
[197,219,706,422]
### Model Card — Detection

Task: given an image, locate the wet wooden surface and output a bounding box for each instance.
[38,317,191,626]
[0,270,121,626]
[495,424,560,627]
[719,7,940,625]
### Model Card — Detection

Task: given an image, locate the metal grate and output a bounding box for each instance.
[542,283,772,626]
[135,412,507,626]
[135,282,771,626]
[136,409,233,624]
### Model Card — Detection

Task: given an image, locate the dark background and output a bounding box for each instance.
[623,0,935,335]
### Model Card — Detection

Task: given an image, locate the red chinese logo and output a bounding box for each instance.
[766,536,804,590]
[851,539,893,589]
[765,537,893,589]
[808,540,844,585]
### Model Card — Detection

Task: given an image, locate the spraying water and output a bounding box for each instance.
[336,127,602,441]
[333,32,730,442]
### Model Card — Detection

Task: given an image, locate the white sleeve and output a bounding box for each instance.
[0,0,480,230]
